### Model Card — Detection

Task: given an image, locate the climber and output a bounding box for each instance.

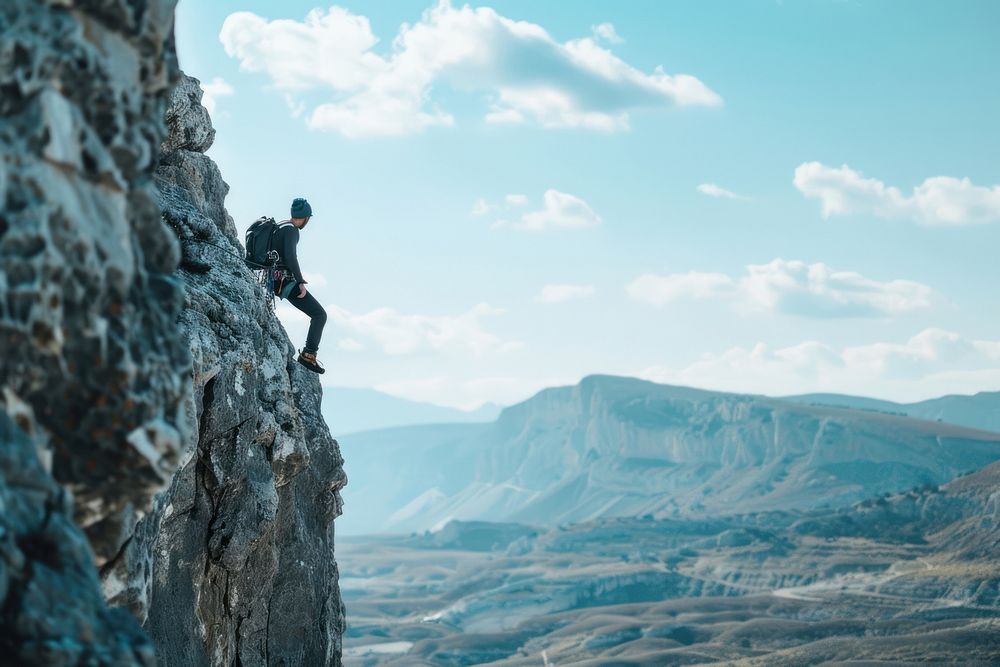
[273,197,327,374]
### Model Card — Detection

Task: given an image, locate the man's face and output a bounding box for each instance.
[300,216,311,229]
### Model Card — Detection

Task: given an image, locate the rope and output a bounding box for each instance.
[180,236,278,311]
[181,236,271,269]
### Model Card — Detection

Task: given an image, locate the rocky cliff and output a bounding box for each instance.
[1,0,183,662]
[1,3,347,665]
[99,75,348,665]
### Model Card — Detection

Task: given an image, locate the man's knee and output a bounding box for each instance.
[314,305,328,326]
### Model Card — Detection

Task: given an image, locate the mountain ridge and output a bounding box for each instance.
[323,386,501,435]
[782,388,1000,433]
[345,374,1000,534]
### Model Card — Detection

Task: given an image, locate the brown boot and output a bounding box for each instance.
[297,349,325,374]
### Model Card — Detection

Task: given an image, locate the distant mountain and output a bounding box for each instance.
[784,390,1000,433]
[336,423,492,535]
[344,375,1000,534]
[321,386,502,435]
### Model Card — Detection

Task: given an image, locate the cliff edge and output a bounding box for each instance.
[101,74,348,665]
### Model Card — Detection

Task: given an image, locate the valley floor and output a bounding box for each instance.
[339,515,1000,666]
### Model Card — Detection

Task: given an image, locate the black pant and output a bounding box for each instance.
[287,289,327,354]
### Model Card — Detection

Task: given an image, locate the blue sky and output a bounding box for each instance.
[175,0,1000,409]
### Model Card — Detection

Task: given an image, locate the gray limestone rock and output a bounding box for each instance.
[101,73,348,666]
[0,410,156,665]
[0,0,188,566]
[161,74,215,154]
[0,0,181,662]
[1,3,346,664]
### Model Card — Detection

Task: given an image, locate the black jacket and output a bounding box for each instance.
[274,222,306,284]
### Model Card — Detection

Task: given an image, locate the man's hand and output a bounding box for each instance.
[297,283,308,299]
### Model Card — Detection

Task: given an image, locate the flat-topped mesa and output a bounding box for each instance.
[100,72,348,666]
[361,375,1000,534]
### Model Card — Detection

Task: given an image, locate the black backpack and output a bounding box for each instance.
[245,216,279,267]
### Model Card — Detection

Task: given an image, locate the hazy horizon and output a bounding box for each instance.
[332,372,1000,417]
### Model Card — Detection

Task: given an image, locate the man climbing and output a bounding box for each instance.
[273,197,327,374]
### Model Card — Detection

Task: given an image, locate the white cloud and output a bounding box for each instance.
[375,374,564,410]
[220,8,384,91]
[302,272,328,288]
[471,197,492,216]
[337,338,365,352]
[740,259,932,317]
[696,183,747,200]
[626,271,734,306]
[220,2,720,137]
[535,284,596,304]
[495,189,602,231]
[794,162,1000,226]
[591,22,623,44]
[277,301,521,357]
[200,77,234,116]
[626,258,933,318]
[283,94,307,119]
[483,108,524,124]
[472,190,552,227]
[641,328,1000,402]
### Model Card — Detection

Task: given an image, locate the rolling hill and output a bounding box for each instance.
[784,390,1000,433]
[341,460,1000,665]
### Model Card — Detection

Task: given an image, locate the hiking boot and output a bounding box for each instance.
[297,350,325,374]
